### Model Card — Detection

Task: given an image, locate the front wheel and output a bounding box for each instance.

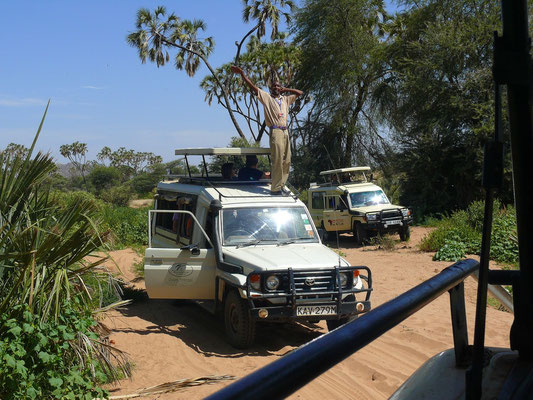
[224,290,256,349]
[399,226,411,241]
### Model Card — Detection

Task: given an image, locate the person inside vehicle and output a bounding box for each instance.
[238,155,271,181]
[221,162,237,180]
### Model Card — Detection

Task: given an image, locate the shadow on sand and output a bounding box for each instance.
[114,286,324,358]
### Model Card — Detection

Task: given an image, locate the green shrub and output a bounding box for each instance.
[0,304,108,400]
[99,185,133,207]
[100,205,147,247]
[421,200,518,265]
[88,166,121,193]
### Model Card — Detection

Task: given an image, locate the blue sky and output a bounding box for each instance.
[0,1,395,163]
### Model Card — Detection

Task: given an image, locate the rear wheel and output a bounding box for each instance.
[399,226,411,241]
[353,223,367,245]
[224,290,256,349]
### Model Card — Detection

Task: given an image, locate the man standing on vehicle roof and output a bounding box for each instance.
[231,65,303,194]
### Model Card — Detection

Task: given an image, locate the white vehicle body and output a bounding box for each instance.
[144,148,373,348]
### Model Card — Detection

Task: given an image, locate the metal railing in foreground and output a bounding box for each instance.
[207,258,479,400]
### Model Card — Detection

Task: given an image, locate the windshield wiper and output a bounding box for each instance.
[236,239,277,249]
[277,237,315,246]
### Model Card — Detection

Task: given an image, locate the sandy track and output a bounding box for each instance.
[103,227,513,399]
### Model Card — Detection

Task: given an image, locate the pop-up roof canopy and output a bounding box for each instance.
[175,147,271,156]
[319,166,371,176]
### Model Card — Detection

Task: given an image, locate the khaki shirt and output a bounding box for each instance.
[257,88,297,128]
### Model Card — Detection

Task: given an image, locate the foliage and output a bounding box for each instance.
[290,0,389,190]
[375,0,514,215]
[420,200,518,264]
[97,146,162,178]
[0,106,129,398]
[88,166,121,193]
[99,185,133,207]
[0,304,108,400]
[59,141,90,189]
[100,205,148,247]
[368,234,396,251]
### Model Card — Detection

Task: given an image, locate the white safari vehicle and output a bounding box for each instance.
[308,166,413,244]
[144,148,373,348]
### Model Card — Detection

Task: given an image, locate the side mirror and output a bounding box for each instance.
[317,228,328,242]
[180,243,201,256]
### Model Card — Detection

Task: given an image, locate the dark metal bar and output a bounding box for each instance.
[488,270,520,285]
[207,259,479,400]
[449,283,469,367]
[501,0,533,360]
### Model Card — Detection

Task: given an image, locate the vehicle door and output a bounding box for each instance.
[310,190,325,227]
[323,193,351,231]
[145,202,216,300]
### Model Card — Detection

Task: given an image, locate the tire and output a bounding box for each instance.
[326,295,358,332]
[353,223,367,245]
[224,290,256,349]
[399,226,411,241]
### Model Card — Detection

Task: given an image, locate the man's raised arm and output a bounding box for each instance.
[280,86,304,97]
[231,65,259,96]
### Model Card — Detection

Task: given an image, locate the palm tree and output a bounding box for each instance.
[127,7,247,140]
[235,0,295,62]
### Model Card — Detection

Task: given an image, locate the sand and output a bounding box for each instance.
[101,227,513,399]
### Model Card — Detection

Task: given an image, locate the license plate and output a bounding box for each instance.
[296,305,337,316]
[385,220,402,226]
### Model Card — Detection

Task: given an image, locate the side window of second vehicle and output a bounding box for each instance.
[312,192,324,209]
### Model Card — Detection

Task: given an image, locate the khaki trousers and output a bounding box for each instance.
[270,129,291,192]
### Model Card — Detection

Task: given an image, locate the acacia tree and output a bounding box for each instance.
[290,0,389,188]
[373,0,511,215]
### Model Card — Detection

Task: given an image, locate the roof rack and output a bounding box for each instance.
[319,166,371,176]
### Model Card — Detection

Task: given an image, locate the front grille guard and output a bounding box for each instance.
[245,266,372,307]
[367,207,411,223]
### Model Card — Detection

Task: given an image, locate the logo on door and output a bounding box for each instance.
[169,263,193,278]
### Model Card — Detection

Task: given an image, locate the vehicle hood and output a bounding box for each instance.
[223,243,350,272]
[351,204,403,213]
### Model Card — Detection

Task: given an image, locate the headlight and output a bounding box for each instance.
[401,208,410,217]
[250,274,261,290]
[339,272,349,288]
[265,275,280,290]
[367,213,378,221]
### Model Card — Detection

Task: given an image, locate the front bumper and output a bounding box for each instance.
[244,266,372,321]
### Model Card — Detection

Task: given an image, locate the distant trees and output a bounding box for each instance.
[59,141,89,188]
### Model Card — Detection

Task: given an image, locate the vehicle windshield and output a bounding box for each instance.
[222,207,318,246]
[349,190,390,207]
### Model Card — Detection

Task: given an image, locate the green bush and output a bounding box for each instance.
[88,166,121,193]
[420,200,517,264]
[100,205,147,247]
[0,304,108,400]
[99,185,133,207]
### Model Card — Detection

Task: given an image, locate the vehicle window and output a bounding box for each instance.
[338,195,349,210]
[326,195,336,210]
[349,190,390,207]
[203,209,213,249]
[222,207,318,246]
[155,193,197,246]
[311,192,324,209]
